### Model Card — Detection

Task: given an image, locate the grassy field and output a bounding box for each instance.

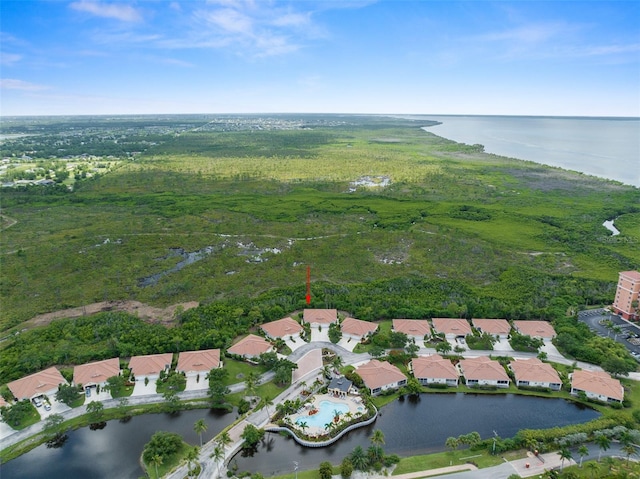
[1,115,638,330]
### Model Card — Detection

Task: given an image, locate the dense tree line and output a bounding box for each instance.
[0,269,624,384]
[553,316,636,375]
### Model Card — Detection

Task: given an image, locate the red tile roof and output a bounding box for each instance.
[392,319,431,337]
[510,358,561,385]
[459,357,510,382]
[513,320,556,339]
[176,349,221,373]
[303,309,338,325]
[571,370,624,402]
[260,317,303,338]
[355,359,407,391]
[8,366,68,400]
[128,353,173,377]
[73,358,120,387]
[472,318,511,335]
[432,318,473,336]
[227,334,273,357]
[341,317,378,337]
[411,354,458,381]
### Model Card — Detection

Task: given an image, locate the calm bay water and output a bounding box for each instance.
[419,116,639,187]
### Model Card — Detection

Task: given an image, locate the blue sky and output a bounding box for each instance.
[1,1,638,116]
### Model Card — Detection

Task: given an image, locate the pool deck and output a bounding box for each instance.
[290,393,366,436]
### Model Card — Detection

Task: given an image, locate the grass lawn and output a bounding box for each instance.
[223,358,269,387]
[144,441,190,479]
[9,407,41,431]
[392,449,528,475]
[559,458,640,478]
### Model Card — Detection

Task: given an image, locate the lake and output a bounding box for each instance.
[417,115,639,187]
[0,394,599,478]
[230,393,600,477]
[0,408,237,479]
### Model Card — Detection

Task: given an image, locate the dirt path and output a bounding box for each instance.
[0,214,17,230]
[22,300,199,329]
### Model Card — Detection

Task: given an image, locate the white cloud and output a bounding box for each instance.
[1,52,22,66]
[478,22,573,45]
[0,79,50,91]
[157,57,194,68]
[271,12,311,28]
[202,7,253,34]
[69,1,143,22]
[582,43,640,57]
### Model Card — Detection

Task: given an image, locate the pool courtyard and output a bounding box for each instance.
[289,393,366,436]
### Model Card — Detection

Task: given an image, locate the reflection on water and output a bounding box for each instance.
[1,408,236,479]
[231,393,600,476]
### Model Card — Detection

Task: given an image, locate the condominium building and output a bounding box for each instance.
[612,271,640,320]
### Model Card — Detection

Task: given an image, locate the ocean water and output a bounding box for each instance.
[420,116,639,187]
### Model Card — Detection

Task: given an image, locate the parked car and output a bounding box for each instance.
[33,397,42,407]
[44,403,51,411]
[85,388,91,397]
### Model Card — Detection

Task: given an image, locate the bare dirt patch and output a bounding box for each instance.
[23,300,199,330]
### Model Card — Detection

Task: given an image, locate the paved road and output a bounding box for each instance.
[439,442,629,479]
[288,341,371,365]
[578,308,640,362]
[4,325,638,478]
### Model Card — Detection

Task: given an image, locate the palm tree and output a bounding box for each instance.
[370,429,385,446]
[333,409,341,423]
[298,421,309,435]
[367,444,384,464]
[350,445,369,471]
[194,418,207,447]
[622,443,637,464]
[186,446,199,477]
[150,454,163,479]
[332,355,344,371]
[558,447,573,470]
[217,431,232,450]
[211,444,225,478]
[445,436,459,452]
[586,461,600,478]
[262,395,274,419]
[578,444,589,467]
[595,433,611,461]
[244,371,258,398]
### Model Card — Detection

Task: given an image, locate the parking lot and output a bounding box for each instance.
[578,308,640,359]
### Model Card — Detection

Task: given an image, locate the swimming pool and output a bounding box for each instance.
[296,400,349,429]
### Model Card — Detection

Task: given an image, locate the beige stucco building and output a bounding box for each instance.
[612,270,640,320]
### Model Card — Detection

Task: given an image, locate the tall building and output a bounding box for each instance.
[612,271,640,320]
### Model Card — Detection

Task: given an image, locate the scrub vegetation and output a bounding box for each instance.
[1,115,638,381]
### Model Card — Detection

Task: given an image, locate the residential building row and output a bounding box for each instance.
[354,355,623,403]
[6,348,222,403]
[294,308,558,342]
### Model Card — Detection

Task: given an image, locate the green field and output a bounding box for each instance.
[1,115,638,334]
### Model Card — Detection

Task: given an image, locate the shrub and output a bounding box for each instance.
[319,461,333,479]
[341,457,353,479]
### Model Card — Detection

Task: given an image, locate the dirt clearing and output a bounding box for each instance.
[22,300,199,329]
